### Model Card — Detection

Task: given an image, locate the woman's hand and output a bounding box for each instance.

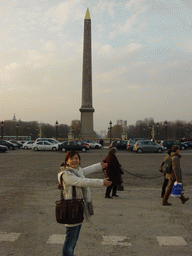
[103,178,112,187]
[101,162,108,169]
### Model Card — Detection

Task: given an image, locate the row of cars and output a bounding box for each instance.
[0,138,103,153]
[110,139,192,153]
[30,139,102,152]
[0,139,23,152]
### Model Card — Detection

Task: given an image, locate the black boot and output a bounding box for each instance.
[180,193,189,204]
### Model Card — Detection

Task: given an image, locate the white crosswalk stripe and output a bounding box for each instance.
[157,236,187,246]
[46,234,66,244]
[0,232,21,242]
[102,235,132,246]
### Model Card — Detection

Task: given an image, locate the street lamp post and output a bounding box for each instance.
[164,120,168,140]
[28,126,30,141]
[143,128,145,138]
[55,121,59,140]
[16,123,19,141]
[149,126,151,139]
[36,128,39,139]
[156,122,159,142]
[1,121,4,140]
[109,121,112,144]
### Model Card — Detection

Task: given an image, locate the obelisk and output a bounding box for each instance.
[79,8,95,139]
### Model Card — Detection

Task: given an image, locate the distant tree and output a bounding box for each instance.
[58,124,70,139]
[71,120,81,138]
[2,118,192,142]
[41,123,54,138]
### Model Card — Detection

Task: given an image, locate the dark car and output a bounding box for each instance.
[58,141,88,152]
[74,140,90,149]
[0,145,8,153]
[9,140,23,148]
[161,140,187,150]
[183,141,192,148]
[0,140,16,150]
[109,140,127,149]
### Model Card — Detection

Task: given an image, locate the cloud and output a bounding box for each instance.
[147,36,164,44]
[124,0,148,13]
[0,62,20,80]
[109,10,147,38]
[43,41,57,52]
[92,0,118,17]
[42,1,84,29]
[119,13,138,33]
[94,42,143,58]
[176,37,192,51]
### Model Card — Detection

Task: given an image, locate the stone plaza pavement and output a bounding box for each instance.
[1,186,192,256]
[1,149,192,255]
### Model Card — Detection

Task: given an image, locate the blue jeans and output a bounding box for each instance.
[62,224,82,256]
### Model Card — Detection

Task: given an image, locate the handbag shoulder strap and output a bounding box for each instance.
[59,172,77,200]
[59,173,64,200]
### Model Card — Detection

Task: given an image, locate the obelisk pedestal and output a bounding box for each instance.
[79,8,95,139]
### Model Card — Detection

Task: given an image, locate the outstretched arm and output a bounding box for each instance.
[62,171,112,188]
[83,162,107,176]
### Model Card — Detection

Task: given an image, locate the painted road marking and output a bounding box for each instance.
[102,236,131,246]
[47,234,66,244]
[0,232,21,242]
[157,236,187,246]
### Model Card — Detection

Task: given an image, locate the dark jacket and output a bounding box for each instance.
[166,152,182,182]
[105,153,124,186]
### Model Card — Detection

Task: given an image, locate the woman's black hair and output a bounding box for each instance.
[60,150,81,167]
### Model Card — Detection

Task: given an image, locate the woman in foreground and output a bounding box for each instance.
[58,150,112,256]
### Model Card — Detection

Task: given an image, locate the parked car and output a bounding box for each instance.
[32,141,58,151]
[127,138,147,150]
[22,141,35,150]
[161,140,187,150]
[133,140,164,153]
[9,140,23,148]
[18,141,27,144]
[74,140,90,149]
[0,145,8,153]
[35,138,61,145]
[58,141,88,152]
[0,140,16,150]
[82,140,102,149]
[183,141,192,148]
[109,140,127,149]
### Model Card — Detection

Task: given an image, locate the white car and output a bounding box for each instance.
[82,140,102,149]
[35,138,61,145]
[32,141,58,151]
[22,141,35,150]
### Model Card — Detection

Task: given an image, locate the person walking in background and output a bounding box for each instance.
[162,145,189,206]
[159,150,170,198]
[99,138,104,147]
[104,147,124,198]
[58,150,112,256]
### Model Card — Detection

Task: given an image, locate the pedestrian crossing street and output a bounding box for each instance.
[0,232,188,246]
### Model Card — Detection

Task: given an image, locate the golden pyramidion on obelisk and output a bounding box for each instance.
[85,8,91,19]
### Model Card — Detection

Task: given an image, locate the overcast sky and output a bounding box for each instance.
[0,0,192,134]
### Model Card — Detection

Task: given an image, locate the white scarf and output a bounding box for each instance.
[63,167,94,218]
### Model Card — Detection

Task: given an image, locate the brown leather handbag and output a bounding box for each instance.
[55,174,84,224]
